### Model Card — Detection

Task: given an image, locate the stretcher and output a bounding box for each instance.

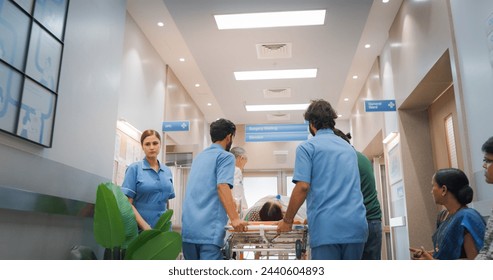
[223,221,308,260]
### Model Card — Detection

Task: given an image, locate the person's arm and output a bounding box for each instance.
[218,183,247,232]
[475,215,493,260]
[128,197,152,231]
[277,181,309,233]
[463,231,479,259]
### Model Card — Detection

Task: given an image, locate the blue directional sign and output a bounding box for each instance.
[364,100,397,112]
[162,121,190,132]
[246,132,309,142]
[246,124,308,133]
[245,123,309,142]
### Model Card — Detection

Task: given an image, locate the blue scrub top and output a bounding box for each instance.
[181,144,235,247]
[121,158,175,228]
[293,128,368,247]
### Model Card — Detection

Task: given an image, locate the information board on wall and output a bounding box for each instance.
[113,128,144,186]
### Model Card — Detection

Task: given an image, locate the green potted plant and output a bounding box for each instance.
[93,182,182,260]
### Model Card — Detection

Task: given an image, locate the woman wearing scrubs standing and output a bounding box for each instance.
[121,129,175,231]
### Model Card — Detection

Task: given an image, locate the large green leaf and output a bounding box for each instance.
[107,182,138,248]
[93,183,125,248]
[125,230,182,260]
[154,209,173,232]
[124,229,161,259]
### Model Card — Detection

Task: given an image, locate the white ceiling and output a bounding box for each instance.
[127,0,403,125]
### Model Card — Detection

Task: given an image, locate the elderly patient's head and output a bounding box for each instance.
[259,201,283,221]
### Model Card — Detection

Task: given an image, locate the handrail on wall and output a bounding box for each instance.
[0,185,94,217]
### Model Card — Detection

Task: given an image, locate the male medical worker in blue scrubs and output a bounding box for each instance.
[278,99,368,260]
[181,118,248,260]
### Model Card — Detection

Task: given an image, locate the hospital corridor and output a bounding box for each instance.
[0,0,493,262]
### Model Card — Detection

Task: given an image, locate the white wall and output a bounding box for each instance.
[164,67,206,157]
[389,0,453,107]
[118,13,166,135]
[450,0,493,203]
[380,43,399,137]
[351,59,385,153]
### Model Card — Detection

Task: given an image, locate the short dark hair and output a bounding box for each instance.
[304,99,338,130]
[482,136,493,154]
[140,129,161,145]
[210,118,236,142]
[259,201,283,221]
[434,168,473,205]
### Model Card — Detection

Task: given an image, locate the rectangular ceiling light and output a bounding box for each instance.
[245,103,309,112]
[234,69,317,80]
[214,10,326,30]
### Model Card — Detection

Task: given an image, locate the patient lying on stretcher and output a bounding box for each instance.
[243,195,306,223]
[232,196,307,259]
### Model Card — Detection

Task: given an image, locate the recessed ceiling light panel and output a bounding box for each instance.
[245,103,309,112]
[214,10,326,30]
[234,69,317,80]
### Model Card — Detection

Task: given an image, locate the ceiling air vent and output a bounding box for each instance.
[267,113,291,121]
[256,43,292,59]
[263,88,291,98]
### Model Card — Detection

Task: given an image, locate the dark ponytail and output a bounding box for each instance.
[434,168,473,205]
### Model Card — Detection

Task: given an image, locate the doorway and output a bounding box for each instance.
[428,85,463,170]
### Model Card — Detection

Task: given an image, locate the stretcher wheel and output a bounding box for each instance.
[295,239,302,259]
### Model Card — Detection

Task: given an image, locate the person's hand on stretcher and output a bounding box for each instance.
[277,218,307,233]
[230,217,248,232]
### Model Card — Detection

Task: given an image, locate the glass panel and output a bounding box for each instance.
[17,78,56,146]
[390,180,406,218]
[444,114,458,168]
[243,176,277,208]
[13,0,34,14]
[286,175,295,197]
[385,232,393,260]
[392,226,411,260]
[0,62,22,133]
[25,23,62,92]
[165,152,193,167]
[380,164,390,225]
[33,0,68,40]
[388,143,402,185]
[0,0,31,70]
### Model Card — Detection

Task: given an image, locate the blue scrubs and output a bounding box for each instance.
[121,158,175,228]
[293,129,368,249]
[181,144,235,259]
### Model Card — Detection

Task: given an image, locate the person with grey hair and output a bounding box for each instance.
[230,146,248,216]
